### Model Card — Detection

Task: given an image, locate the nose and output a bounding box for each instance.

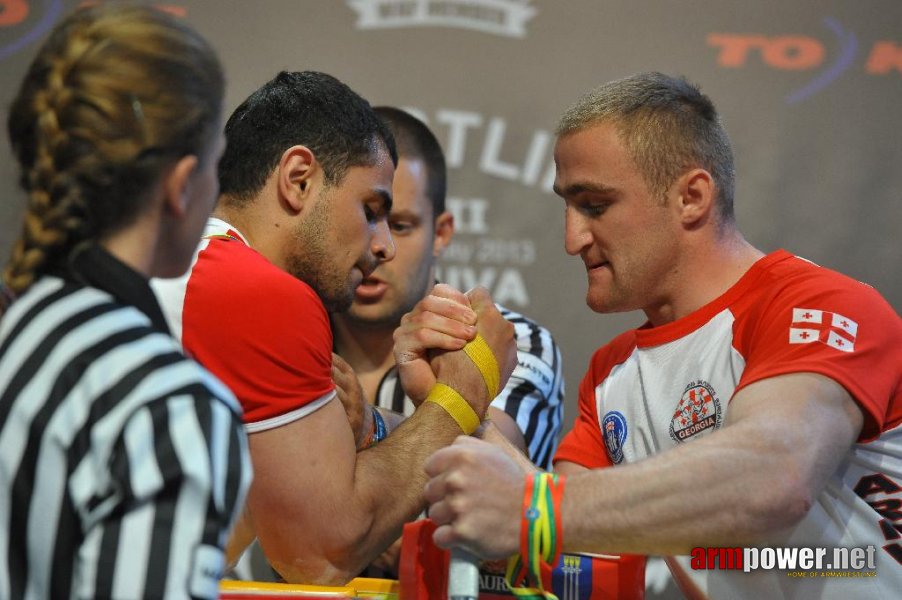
[564,205,591,256]
[372,219,395,263]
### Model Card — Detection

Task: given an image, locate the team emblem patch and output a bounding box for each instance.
[669,380,723,444]
[602,411,628,464]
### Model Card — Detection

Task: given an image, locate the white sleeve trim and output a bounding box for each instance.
[243,390,336,434]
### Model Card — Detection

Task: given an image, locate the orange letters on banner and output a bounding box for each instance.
[0,0,29,26]
[866,41,902,74]
[761,36,823,69]
[154,4,187,17]
[708,33,824,70]
[707,34,769,67]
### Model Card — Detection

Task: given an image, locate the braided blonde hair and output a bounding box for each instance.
[3,5,224,311]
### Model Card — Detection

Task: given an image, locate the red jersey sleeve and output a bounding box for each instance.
[734,256,902,441]
[182,238,335,429]
[554,367,611,469]
[553,338,640,470]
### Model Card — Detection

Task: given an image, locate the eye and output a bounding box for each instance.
[582,203,608,217]
[389,220,415,235]
[364,197,392,225]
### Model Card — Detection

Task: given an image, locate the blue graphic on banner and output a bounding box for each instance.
[787,17,857,104]
[0,0,63,62]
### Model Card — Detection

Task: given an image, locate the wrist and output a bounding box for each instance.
[506,472,566,596]
[425,383,482,434]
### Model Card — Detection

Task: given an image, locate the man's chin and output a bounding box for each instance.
[343,303,395,324]
[338,300,415,330]
[585,291,620,314]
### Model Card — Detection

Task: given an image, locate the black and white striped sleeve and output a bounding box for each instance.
[80,392,250,599]
[491,307,565,470]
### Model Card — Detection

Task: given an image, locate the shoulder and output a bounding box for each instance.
[184,237,329,337]
[752,251,892,309]
[733,251,899,338]
[732,252,900,440]
[193,238,323,309]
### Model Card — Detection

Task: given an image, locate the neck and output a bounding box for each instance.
[332,314,398,401]
[645,228,764,326]
[213,198,288,269]
[101,213,158,278]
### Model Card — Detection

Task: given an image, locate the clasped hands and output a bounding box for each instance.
[398,285,528,559]
[393,284,517,419]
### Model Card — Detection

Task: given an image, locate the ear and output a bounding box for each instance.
[162,154,199,218]
[433,210,455,257]
[277,145,318,214]
[674,168,716,228]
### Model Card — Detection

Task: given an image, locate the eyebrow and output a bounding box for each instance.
[389,208,421,221]
[552,181,619,198]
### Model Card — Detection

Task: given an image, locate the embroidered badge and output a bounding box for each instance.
[669,380,723,443]
[602,411,628,464]
[788,308,857,353]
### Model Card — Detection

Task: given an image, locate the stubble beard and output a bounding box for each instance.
[286,198,355,314]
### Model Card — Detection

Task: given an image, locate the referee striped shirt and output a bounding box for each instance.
[371,304,564,469]
[0,246,251,599]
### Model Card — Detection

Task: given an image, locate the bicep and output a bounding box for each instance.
[245,397,360,577]
[727,372,864,481]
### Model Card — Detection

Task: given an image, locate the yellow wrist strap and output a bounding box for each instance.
[425,383,481,434]
[462,332,501,399]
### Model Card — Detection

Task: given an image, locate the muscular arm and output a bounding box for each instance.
[426,372,864,558]
[248,396,474,584]
[251,287,516,584]
[561,372,863,554]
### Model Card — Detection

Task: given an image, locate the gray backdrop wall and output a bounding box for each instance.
[2,0,900,433]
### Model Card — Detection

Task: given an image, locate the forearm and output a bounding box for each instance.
[286,284,515,578]
[339,403,470,569]
[561,374,862,556]
[477,418,535,473]
[263,401,470,584]
[562,419,840,555]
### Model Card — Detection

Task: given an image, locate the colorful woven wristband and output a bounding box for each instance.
[505,472,567,600]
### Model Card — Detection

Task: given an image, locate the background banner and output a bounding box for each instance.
[2,0,899,440]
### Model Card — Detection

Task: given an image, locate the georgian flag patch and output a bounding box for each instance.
[789,308,858,353]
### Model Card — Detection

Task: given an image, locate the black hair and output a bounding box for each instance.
[219,71,397,205]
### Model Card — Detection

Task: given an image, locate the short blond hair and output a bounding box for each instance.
[559,72,735,222]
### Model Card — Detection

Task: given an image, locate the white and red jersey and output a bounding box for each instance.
[555,250,901,599]
[152,218,335,432]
